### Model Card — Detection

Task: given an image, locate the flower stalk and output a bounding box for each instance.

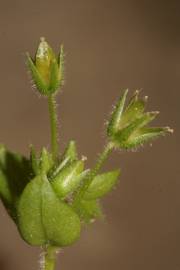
[73,142,114,206]
[48,94,59,161]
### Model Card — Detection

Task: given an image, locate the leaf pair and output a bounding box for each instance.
[17,175,81,247]
[0,143,81,247]
[0,141,120,246]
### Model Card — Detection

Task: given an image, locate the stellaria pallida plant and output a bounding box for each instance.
[0,38,173,270]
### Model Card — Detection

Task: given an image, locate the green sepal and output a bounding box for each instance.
[112,112,158,148]
[74,199,103,224]
[30,146,53,175]
[29,145,39,175]
[26,53,49,95]
[124,127,169,149]
[119,91,146,129]
[39,148,53,174]
[107,89,128,136]
[61,140,78,162]
[49,140,78,179]
[48,59,60,94]
[58,44,65,89]
[84,169,120,200]
[51,160,84,198]
[0,145,33,219]
[17,175,81,247]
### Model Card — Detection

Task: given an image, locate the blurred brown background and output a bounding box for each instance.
[0,0,179,269]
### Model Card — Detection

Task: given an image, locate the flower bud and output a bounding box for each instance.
[51,160,85,198]
[26,37,64,96]
[107,90,172,149]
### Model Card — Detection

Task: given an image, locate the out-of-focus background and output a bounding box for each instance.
[0,1,179,269]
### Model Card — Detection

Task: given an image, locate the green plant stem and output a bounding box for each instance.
[73,142,114,205]
[43,246,59,270]
[48,94,59,161]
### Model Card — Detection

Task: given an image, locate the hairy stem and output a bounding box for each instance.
[42,246,59,270]
[48,95,59,161]
[73,142,114,205]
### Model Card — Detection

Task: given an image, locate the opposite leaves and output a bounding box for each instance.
[17,175,81,247]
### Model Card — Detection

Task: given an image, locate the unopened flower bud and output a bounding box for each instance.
[26,37,64,96]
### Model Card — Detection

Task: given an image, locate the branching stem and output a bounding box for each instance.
[73,142,114,205]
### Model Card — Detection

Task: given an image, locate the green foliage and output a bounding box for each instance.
[73,199,102,224]
[0,38,172,270]
[83,169,120,200]
[0,141,120,246]
[0,145,33,220]
[17,175,81,247]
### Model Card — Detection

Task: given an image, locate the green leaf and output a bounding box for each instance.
[74,199,102,224]
[0,147,14,212]
[51,160,84,198]
[17,175,81,247]
[0,169,13,214]
[0,146,33,219]
[107,89,128,136]
[84,169,120,200]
